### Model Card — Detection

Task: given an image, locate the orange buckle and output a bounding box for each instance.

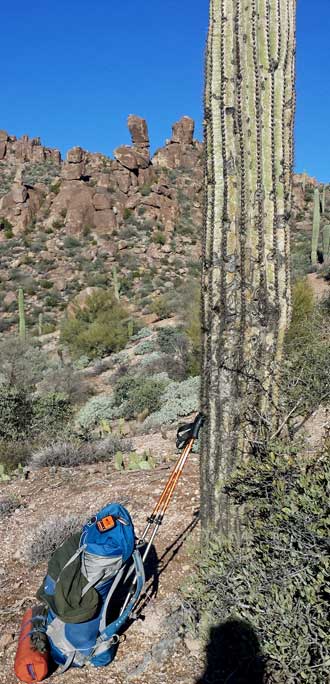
[97,515,116,532]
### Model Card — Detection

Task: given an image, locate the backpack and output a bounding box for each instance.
[37,502,145,672]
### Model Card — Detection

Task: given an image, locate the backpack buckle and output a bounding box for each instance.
[97,515,116,532]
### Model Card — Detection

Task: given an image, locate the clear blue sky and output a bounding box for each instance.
[1,1,329,181]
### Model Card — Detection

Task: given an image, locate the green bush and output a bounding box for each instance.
[281,283,330,431]
[139,184,151,196]
[0,216,14,238]
[61,290,133,359]
[184,448,330,683]
[151,294,173,320]
[63,236,81,249]
[113,375,167,419]
[0,386,34,441]
[152,231,166,245]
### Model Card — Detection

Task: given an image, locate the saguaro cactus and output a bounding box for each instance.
[311,188,320,265]
[18,287,26,341]
[323,224,330,263]
[201,0,296,532]
[112,266,120,302]
[321,184,326,214]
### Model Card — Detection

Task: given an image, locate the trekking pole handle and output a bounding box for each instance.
[191,412,205,440]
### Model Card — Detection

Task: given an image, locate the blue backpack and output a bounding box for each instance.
[39,502,145,672]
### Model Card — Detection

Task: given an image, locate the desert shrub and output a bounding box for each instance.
[113,375,167,419]
[139,184,151,196]
[0,338,46,390]
[0,496,19,518]
[38,363,89,405]
[123,208,132,220]
[134,339,156,355]
[33,393,72,435]
[156,327,190,380]
[281,284,330,431]
[152,231,166,245]
[76,395,118,430]
[30,435,132,469]
[131,326,152,341]
[23,516,83,566]
[63,236,81,249]
[0,439,31,470]
[286,279,314,343]
[151,294,174,320]
[143,375,200,428]
[1,218,14,238]
[184,448,330,684]
[0,387,34,441]
[61,290,133,359]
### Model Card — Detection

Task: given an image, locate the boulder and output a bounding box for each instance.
[3,292,17,307]
[0,130,8,142]
[92,191,112,210]
[114,146,150,171]
[0,142,6,159]
[12,186,28,203]
[52,181,94,234]
[127,115,149,147]
[67,146,84,163]
[93,208,117,234]
[61,161,85,181]
[171,116,195,144]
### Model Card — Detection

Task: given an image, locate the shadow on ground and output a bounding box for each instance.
[197,618,265,684]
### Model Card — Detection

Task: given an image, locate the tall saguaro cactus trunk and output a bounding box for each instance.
[201,0,296,533]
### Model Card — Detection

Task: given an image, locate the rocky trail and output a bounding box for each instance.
[0,429,203,684]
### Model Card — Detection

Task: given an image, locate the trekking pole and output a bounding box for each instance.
[121,412,205,613]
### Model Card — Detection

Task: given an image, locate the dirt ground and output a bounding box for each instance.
[0,431,204,684]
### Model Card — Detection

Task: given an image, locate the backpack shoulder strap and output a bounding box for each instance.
[96,549,145,644]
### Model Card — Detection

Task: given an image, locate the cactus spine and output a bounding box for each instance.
[18,287,26,341]
[201,0,296,532]
[311,188,320,265]
[323,224,330,263]
[112,266,120,302]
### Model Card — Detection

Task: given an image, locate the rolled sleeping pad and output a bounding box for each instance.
[14,608,49,683]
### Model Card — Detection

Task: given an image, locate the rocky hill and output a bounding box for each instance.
[0,116,203,335]
[0,115,327,340]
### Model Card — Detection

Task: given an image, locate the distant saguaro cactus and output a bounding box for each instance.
[321,184,326,214]
[201,0,296,532]
[112,266,120,302]
[323,224,330,262]
[18,287,26,341]
[311,188,320,265]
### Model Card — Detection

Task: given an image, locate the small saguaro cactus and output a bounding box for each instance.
[38,312,43,337]
[112,266,120,302]
[311,188,320,265]
[127,319,134,338]
[18,287,26,341]
[323,224,330,263]
[321,185,326,214]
